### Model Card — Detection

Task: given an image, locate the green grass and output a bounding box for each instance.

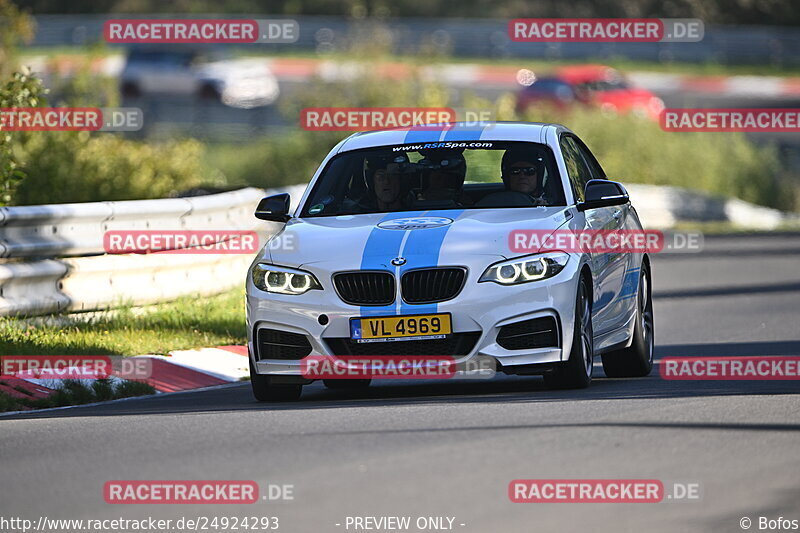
[0,289,245,412]
[0,379,156,412]
[0,288,247,357]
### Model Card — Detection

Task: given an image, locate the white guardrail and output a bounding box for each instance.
[624,184,797,230]
[0,182,795,318]
[0,185,307,317]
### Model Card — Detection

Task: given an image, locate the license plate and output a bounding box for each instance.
[350,313,452,343]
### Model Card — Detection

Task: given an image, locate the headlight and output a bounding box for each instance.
[479,252,569,285]
[251,264,322,295]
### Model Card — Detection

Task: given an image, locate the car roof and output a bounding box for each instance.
[337,121,565,153]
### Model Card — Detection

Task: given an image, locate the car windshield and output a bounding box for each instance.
[577,78,630,92]
[301,141,566,217]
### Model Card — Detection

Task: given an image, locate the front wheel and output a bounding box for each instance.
[249,358,302,402]
[544,275,593,389]
[601,264,655,377]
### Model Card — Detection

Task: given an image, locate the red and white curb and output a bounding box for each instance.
[266,58,800,98]
[3,346,251,410]
[628,71,800,99]
[0,378,56,402]
[29,54,800,100]
[138,345,250,393]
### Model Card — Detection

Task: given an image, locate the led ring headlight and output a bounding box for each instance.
[252,264,322,295]
[479,252,569,286]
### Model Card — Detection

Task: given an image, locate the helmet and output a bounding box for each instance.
[363,153,411,193]
[418,149,467,190]
[501,147,546,187]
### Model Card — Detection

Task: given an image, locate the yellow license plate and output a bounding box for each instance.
[350,313,452,342]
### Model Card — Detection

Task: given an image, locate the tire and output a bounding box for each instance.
[601,264,655,378]
[323,379,372,389]
[544,275,593,389]
[199,84,221,101]
[249,358,302,402]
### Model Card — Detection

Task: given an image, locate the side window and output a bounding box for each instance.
[559,135,592,202]
[572,136,606,180]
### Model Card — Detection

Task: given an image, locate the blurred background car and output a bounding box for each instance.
[517,64,665,121]
[119,46,280,108]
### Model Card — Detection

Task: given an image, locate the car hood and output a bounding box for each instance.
[259,208,572,272]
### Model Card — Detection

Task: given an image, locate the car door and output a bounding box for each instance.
[571,134,632,333]
[559,134,620,336]
[137,52,196,95]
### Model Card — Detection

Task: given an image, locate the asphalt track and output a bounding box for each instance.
[2,234,800,532]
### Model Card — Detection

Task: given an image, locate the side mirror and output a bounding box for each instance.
[577,180,629,212]
[255,193,291,222]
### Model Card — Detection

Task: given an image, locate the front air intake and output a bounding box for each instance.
[255,328,313,360]
[496,317,560,350]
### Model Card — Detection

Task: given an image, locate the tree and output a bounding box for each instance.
[0,0,34,80]
[0,0,44,205]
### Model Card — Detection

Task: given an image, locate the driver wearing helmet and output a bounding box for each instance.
[362,153,410,211]
[474,146,549,208]
[415,149,473,207]
[501,147,548,205]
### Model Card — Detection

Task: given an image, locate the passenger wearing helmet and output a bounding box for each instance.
[362,153,410,211]
[415,149,473,207]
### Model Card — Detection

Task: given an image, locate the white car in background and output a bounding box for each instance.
[120,47,279,108]
[246,122,655,401]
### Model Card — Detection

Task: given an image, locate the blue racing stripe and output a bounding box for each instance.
[441,124,487,142]
[397,210,465,315]
[358,212,424,318]
[402,126,445,145]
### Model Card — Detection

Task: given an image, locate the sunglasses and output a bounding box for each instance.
[508,166,539,176]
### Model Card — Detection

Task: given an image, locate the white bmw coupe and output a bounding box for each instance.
[246,122,654,401]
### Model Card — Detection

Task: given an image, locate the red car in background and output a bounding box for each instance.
[516,64,665,121]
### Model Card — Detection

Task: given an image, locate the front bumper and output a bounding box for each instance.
[246,259,581,378]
